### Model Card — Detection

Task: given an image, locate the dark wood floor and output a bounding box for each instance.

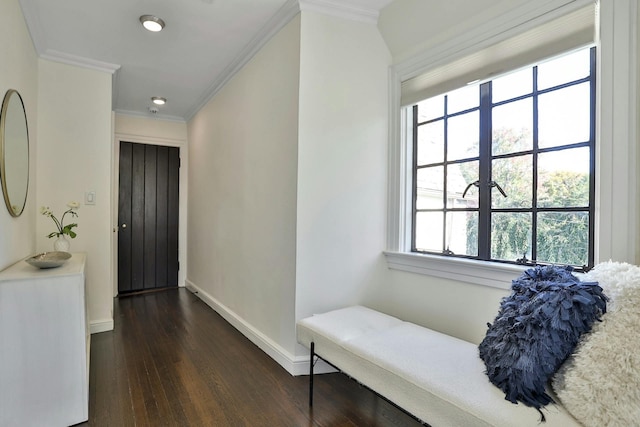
[81,288,423,426]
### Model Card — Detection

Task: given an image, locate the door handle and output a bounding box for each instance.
[121,223,127,229]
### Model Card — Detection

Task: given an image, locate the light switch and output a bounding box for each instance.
[85,191,96,205]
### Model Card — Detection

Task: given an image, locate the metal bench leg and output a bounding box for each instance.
[309,342,315,407]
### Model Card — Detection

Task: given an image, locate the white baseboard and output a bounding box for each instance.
[185,280,335,376]
[90,318,114,334]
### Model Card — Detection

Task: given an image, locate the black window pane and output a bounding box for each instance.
[537,212,589,266]
[491,212,532,262]
[416,166,444,209]
[446,211,478,256]
[417,95,445,122]
[492,68,532,103]
[447,111,479,161]
[492,98,533,156]
[447,85,479,114]
[417,120,444,166]
[491,155,533,209]
[538,147,590,208]
[415,212,443,252]
[538,82,590,148]
[538,48,590,90]
[448,161,479,209]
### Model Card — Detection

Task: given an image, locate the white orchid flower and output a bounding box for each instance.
[42,203,79,239]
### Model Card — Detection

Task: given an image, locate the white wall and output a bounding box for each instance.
[113,114,188,290]
[115,115,188,142]
[0,0,38,270]
[36,60,113,332]
[294,11,391,347]
[187,16,301,361]
[371,270,508,344]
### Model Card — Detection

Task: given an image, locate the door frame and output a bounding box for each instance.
[112,131,188,298]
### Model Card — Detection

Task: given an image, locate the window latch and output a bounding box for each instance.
[462,180,480,198]
[462,180,507,198]
[489,181,508,197]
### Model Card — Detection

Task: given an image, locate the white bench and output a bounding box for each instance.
[296,305,581,427]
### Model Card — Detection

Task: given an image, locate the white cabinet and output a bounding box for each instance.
[0,253,89,427]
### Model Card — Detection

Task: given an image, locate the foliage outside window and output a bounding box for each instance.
[411,47,595,270]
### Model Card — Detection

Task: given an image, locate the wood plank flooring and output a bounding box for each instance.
[82,288,423,426]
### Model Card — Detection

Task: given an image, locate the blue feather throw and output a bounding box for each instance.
[478,265,607,420]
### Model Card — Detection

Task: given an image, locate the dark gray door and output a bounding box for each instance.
[118,141,179,293]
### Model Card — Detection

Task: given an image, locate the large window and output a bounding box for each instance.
[411,47,595,270]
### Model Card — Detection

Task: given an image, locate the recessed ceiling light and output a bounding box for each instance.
[140,15,165,32]
[151,97,167,105]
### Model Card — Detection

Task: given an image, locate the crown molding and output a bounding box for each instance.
[185,0,390,121]
[298,0,380,24]
[184,0,301,121]
[40,49,121,74]
[19,0,121,75]
[18,0,45,53]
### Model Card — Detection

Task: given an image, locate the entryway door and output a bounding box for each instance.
[118,141,179,294]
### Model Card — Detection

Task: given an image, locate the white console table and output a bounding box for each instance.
[0,253,89,426]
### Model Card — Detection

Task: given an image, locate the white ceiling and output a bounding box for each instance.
[18,0,393,122]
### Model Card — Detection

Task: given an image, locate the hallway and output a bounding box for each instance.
[83,288,422,426]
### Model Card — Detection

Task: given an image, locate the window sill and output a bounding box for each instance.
[383,251,528,290]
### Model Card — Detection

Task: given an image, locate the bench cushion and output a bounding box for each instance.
[297,305,582,427]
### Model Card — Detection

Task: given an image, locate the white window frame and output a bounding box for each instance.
[385,0,639,290]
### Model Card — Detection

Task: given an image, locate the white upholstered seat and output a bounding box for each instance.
[297,305,581,427]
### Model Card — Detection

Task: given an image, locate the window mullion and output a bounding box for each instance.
[411,104,418,252]
[531,65,539,263]
[478,82,492,259]
[588,46,596,267]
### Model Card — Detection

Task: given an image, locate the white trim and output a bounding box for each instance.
[299,0,380,24]
[185,279,334,376]
[40,49,121,74]
[184,0,301,121]
[90,318,114,334]
[185,280,296,371]
[114,132,187,148]
[385,251,526,290]
[386,73,412,252]
[595,0,639,264]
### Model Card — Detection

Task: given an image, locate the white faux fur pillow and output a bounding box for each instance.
[552,261,640,427]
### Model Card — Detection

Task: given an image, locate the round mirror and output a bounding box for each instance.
[0,89,29,217]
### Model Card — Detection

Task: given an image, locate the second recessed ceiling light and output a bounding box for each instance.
[140,15,165,32]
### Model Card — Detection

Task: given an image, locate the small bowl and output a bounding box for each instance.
[26,251,72,269]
